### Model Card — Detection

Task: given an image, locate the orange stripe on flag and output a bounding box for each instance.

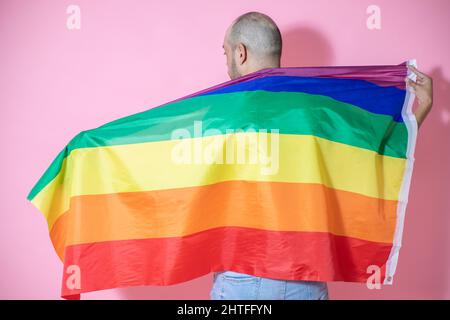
[50,180,397,260]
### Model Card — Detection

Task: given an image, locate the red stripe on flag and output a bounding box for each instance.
[61,226,391,298]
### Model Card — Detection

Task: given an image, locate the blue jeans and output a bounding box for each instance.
[210,271,329,300]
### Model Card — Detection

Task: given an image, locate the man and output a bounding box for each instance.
[210,11,433,300]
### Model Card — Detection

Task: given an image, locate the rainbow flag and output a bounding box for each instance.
[28,62,418,299]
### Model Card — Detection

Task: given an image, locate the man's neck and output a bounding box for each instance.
[245,62,280,75]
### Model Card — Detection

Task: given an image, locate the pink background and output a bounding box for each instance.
[1,0,449,299]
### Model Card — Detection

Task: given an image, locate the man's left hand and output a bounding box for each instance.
[406,65,433,129]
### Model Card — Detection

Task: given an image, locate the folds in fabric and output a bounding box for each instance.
[27,62,418,299]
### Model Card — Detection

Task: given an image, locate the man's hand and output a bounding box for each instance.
[406,65,433,129]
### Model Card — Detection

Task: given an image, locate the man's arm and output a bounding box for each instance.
[406,65,433,129]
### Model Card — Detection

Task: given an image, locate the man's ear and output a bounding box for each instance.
[237,43,247,65]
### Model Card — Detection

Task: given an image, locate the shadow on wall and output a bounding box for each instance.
[329,67,450,299]
[397,67,450,298]
[281,25,335,67]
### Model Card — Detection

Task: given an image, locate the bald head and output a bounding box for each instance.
[223,12,282,79]
[228,12,282,61]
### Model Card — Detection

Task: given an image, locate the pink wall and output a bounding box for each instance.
[1,0,449,299]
